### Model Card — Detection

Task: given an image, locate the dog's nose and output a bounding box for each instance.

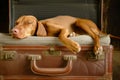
[12,28,19,34]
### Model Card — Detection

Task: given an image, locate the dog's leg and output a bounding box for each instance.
[59,29,81,54]
[46,22,81,53]
[75,19,103,55]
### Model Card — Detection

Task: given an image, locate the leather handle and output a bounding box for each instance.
[28,55,77,76]
[31,59,72,76]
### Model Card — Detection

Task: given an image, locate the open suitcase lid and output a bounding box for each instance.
[0,0,110,46]
[9,0,103,30]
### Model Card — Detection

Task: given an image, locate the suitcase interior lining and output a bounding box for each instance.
[9,0,101,30]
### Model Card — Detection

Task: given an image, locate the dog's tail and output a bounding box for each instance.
[109,34,120,40]
[100,32,120,40]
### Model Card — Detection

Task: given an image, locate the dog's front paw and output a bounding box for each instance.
[66,41,81,54]
[94,46,103,56]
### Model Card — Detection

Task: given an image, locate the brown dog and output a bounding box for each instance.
[11,15,103,55]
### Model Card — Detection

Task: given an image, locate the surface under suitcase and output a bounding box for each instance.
[0,45,113,80]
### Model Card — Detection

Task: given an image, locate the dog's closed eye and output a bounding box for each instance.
[15,20,33,25]
[27,21,33,24]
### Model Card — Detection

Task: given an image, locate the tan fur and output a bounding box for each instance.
[12,15,103,55]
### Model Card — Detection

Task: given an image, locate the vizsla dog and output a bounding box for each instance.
[11,15,104,55]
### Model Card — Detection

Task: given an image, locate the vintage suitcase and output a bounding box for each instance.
[0,0,113,80]
[0,44,113,80]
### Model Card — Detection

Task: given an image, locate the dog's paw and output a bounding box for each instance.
[66,41,81,54]
[94,46,103,56]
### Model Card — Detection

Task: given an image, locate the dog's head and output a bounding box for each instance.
[11,15,47,39]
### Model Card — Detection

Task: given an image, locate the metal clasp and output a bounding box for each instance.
[87,51,105,61]
[43,46,61,56]
[28,55,42,60]
[0,46,17,60]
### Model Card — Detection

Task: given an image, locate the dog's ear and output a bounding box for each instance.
[37,21,47,36]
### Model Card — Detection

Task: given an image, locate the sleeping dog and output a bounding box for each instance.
[11,15,104,55]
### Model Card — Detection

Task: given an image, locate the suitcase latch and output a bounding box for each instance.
[0,47,17,60]
[87,51,105,61]
[43,47,61,56]
[0,50,17,60]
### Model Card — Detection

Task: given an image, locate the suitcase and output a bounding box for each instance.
[0,0,113,80]
[0,44,113,80]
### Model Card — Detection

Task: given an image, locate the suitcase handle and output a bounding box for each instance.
[28,55,77,76]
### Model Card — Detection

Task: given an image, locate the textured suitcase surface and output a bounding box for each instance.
[0,45,113,80]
